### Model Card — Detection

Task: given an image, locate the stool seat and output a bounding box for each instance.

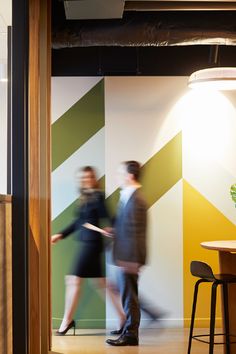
[213,274,236,283]
[188,261,236,354]
[198,273,236,283]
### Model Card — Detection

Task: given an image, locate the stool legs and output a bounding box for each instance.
[188,279,232,354]
[223,283,230,354]
[187,279,204,354]
[209,282,218,354]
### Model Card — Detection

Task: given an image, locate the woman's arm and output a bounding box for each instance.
[51,233,63,244]
[60,220,78,239]
[51,219,78,244]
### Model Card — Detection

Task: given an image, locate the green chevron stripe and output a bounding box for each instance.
[52,80,105,171]
[53,132,182,223]
[107,132,182,214]
[141,131,182,208]
[106,189,120,218]
[52,134,182,328]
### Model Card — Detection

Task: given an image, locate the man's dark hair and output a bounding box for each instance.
[124,160,141,181]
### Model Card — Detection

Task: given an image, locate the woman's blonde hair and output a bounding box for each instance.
[77,166,100,207]
[80,166,99,189]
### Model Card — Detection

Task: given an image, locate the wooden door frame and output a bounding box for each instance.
[12,0,52,353]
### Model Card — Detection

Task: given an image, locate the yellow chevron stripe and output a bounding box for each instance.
[183,179,236,328]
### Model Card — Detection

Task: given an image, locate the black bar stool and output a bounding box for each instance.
[188,260,236,354]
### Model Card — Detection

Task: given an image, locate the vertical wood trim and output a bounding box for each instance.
[0,195,12,354]
[12,0,51,352]
[7,27,12,195]
[28,0,51,352]
[39,0,51,352]
[29,0,41,352]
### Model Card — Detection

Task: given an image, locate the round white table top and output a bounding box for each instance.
[201,240,236,252]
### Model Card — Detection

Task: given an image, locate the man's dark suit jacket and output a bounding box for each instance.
[113,188,147,266]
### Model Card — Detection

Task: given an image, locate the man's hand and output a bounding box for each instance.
[117,260,141,274]
[102,227,114,238]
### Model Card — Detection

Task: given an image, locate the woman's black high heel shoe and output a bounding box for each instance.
[56,320,76,336]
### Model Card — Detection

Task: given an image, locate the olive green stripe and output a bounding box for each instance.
[51,134,182,328]
[52,79,104,171]
[141,131,182,208]
[53,133,182,225]
[107,132,182,214]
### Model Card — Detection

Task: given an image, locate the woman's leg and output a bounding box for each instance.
[59,275,83,332]
[106,279,126,328]
[93,278,126,328]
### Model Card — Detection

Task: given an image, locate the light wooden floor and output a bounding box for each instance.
[52,328,224,354]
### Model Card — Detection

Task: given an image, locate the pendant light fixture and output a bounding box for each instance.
[188,46,236,90]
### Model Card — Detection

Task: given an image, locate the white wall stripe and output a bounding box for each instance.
[181,89,236,225]
[105,76,187,197]
[52,128,105,220]
[183,155,236,226]
[51,77,103,124]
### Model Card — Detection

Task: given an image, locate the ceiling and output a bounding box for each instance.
[62,0,236,20]
[0,1,235,74]
[52,0,236,76]
[52,1,236,48]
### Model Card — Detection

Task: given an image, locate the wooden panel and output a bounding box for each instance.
[0,195,12,354]
[201,243,236,353]
[39,0,52,352]
[219,251,236,354]
[28,0,51,353]
[29,0,40,352]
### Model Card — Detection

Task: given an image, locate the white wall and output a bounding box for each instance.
[105,77,185,328]
[0,13,8,194]
[0,82,7,194]
[51,76,236,329]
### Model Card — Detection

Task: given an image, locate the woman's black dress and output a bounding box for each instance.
[60,191,109,278]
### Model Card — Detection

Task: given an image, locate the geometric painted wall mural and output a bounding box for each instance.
[52,78,105,329]
[51,76,236,329]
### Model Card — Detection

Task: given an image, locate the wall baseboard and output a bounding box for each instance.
[106,318,184,329]
[52,318,106,329]
[52,317,223,330]
[184,317,222,328]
